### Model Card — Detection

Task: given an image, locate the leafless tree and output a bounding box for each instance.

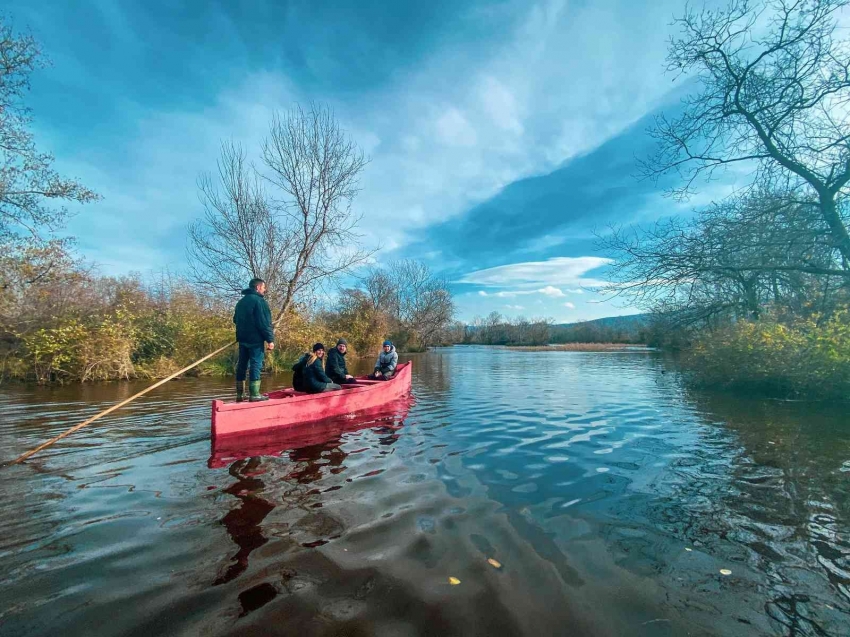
[188,141,293,308]
[188,103,372,322]
[0,18,99,291]
[388,260,455,349]
[362,267,397,316]
[600,187,848,325]
[643,0,850,265]
[357,260,455,349]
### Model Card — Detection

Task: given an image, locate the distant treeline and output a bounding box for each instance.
[454,312,648,347]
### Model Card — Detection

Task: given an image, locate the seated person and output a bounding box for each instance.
[291,351,309,392]
[369,340,398,380]
[305,343,342,393]
[326,338,357,385]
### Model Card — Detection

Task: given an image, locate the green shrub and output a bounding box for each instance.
[687,310,850,399]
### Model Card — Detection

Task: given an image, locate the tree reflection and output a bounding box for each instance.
[681,389,850,631]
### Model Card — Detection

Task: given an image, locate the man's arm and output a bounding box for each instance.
[255,300,275,344]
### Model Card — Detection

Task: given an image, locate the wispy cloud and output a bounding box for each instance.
[563,302,576,309]
[477,284,572,298]
[457,256,611,288]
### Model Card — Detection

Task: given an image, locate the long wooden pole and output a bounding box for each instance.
[10,340,237,465]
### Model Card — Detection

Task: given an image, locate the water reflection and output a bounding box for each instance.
[213,457,275,586]
[684,391,850,633]
[210,402,409,616]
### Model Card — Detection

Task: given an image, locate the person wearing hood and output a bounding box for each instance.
[302,343,342,393]
[370,340,398,380]
[233,278,275,402]
[326,338,356,385]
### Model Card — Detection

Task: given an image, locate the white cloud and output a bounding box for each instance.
[538,285,565,297]
[478,290,488,296]
[435,108,478,147]
[457,256,611,288]
[505,304,525,310]
[563,302,576,309]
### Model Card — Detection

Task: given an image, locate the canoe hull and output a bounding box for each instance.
[211,361,412,439]
[208,397,412,468]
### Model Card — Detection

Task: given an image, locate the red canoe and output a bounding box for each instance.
[210,361,413,439]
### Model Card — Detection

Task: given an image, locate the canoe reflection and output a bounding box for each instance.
[209,399,412,594]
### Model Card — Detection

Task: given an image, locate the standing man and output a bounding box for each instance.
[326,338,356,385]
[233,278,275,402]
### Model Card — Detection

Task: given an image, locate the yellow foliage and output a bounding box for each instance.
[688,309,850,398]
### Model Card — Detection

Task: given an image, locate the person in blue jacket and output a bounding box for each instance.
[233,278,275,402]
[369,340,398,380]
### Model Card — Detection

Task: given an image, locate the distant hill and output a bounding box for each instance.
[552,313,650,329]
[550,313,650,344]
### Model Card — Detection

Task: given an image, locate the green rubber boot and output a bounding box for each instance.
[236,381,245,403]
[248,380,269,402]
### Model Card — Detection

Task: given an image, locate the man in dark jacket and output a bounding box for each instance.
[233,278,275,402]
[325,338,356,385]
[305,343,342,393]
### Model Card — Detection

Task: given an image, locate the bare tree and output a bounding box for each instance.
[0,18,99,290]
[643,0,850,265]
[188,103,372,322]
[600,187,848,325]
[261,104,372,320]
[188,141,294,308]
[357,260,456,350]
[389,260,454,347]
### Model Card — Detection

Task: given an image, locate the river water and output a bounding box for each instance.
[0,347,848,636]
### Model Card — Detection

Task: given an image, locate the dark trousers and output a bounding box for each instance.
[235,344,265,382]
[330,376,358,385]
[370,370,394,381]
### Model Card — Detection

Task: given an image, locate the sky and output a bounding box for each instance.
[7,0,746,323]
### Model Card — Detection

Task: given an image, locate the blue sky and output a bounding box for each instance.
[8,0,745,322]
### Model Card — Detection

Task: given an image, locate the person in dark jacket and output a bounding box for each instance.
[369,340,398,380]
[233,278,275,402]
[325,338,356,385]
[304,343,342,393]
[291,352,309,392]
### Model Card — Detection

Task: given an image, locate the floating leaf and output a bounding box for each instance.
[487,558,502,569]
[719,569,732,576]
[448,577,461,585]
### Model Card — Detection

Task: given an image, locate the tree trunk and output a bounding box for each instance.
[820,195,850,267]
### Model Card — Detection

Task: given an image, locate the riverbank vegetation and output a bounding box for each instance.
[0,20,455,384]
[603,0,850,399]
